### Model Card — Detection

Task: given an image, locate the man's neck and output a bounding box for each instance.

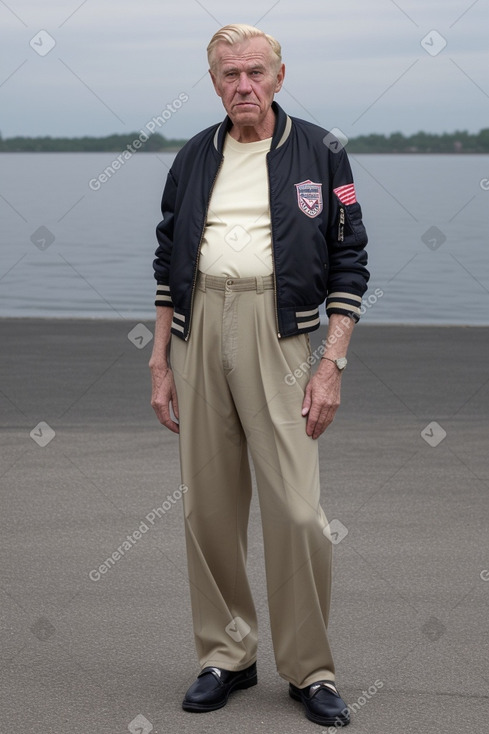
[228,112,276,143]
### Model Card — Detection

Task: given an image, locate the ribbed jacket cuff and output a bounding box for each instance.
[155,283,173,307]
[326,291,363,321]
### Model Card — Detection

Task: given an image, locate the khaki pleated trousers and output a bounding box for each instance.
[170,273,335,689]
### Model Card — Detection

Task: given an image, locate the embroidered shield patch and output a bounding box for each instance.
[295,180,323,218]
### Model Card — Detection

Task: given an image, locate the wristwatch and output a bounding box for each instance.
[322,356,348,371]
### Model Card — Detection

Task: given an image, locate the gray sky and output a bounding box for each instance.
[1,0,488,140]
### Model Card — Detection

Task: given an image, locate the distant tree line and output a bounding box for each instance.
[0,132,187,153]
[346,129,489,154]
[1,129,488,153]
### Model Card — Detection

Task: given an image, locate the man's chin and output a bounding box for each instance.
[230,108,261,126]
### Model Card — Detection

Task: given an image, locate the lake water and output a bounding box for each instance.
[1,152,488,324]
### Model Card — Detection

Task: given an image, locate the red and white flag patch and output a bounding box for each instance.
[333,183,357,205]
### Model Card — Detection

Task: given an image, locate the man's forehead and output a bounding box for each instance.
[214,38,275,68]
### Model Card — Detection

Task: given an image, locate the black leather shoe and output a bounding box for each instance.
[182,663,257,712]
[289,680,350,726]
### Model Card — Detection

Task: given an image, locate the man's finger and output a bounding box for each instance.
[169,399,179,424]
[305,404,320,437]
[301,384,312,416]
[151,398,180,433]
[311,404,337,439]
[171,391,179,420]
[164,419,180,434]
[158,406,180,434]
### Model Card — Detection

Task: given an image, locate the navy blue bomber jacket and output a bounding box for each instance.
[153,102,369,340]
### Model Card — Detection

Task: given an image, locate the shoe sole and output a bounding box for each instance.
[182,674,257,712]
[289,686,350,727]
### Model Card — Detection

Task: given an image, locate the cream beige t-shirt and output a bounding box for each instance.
[199,133,273,277]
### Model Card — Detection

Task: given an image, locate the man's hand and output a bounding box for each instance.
[301,313,354,438]
[150,363,180,434]
[149,306,179,433]
[301,361,342,439]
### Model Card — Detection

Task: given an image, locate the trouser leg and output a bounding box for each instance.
[225,289,336,689]
[170,286,257,672]
[171,279,336,688]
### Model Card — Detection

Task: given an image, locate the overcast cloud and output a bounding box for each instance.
[1,0,488,140]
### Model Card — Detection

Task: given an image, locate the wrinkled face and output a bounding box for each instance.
[209,36,285,129]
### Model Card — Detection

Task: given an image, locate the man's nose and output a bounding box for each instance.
[236,72,252,94]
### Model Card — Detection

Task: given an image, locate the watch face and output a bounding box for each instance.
[336,357,348,370]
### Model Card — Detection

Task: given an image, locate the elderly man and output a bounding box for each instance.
[150,24,369,728]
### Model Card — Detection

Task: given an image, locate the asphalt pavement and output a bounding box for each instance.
[1,318,488,733]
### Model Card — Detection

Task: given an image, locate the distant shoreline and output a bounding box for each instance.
[1,150,486,155]
[1,128,488,154]
[1,316,488,326]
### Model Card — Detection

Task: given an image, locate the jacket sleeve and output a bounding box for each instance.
[325,149,369,321]
[153,168,177,308]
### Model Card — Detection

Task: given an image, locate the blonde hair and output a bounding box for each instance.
[207,24,282,71]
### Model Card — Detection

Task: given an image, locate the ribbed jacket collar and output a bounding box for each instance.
[213,101,291,153]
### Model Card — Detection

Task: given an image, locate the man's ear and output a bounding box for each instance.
[209,69,222,98]
[275,63,285,93]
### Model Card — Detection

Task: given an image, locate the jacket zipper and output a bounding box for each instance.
[185,156,223,341]
[266,156,281,338]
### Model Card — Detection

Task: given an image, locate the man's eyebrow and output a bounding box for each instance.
[221,62,267,73]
